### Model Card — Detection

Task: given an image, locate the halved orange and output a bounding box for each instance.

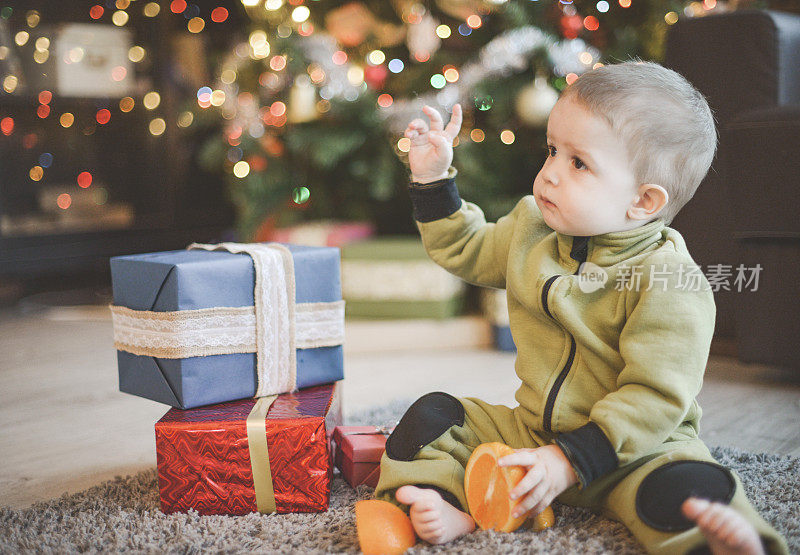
[464,442,556,533]
[355,499,417,554]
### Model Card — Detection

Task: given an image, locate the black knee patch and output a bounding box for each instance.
[635,461,736,532]
[385,392,464,461]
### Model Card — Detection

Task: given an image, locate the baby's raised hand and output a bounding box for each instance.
[405,103,462,184]
[498,444,579,519]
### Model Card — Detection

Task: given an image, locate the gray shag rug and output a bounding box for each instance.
[2,398,799,554]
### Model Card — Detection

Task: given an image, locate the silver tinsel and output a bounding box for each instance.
[214,26,598,137]
[380,26,600,134]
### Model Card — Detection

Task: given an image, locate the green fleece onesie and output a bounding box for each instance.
[374,171,788,555]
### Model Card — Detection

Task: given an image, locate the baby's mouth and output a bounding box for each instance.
[540,197,556,209]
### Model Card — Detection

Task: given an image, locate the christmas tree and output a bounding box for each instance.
[195,0,753,240]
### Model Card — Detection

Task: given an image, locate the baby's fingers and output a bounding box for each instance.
[510,465,544,500]
[444,103,463,139]
[422,105,444,132]
[408,118,429,135]
[498,450,538,468]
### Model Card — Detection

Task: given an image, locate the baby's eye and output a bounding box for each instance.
[547,145,557,157]
[573,157,587,170]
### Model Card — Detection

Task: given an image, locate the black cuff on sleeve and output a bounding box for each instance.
[554,422,619,487]
[408,178,462,223]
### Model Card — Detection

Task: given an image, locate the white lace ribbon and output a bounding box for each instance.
[110,242,344,397]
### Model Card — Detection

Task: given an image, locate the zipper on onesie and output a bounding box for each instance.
[541,236,590,433]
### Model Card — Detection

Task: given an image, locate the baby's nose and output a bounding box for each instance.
[541,168,559,186]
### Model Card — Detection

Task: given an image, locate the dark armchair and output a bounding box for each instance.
[664,9,800,368]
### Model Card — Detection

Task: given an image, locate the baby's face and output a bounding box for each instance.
[533,95,640,237]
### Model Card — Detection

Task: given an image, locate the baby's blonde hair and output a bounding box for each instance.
[562,60,717,225]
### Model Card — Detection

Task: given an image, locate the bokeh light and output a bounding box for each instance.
[377,94,393,108]
[436,25,451,38]
[347,66,364,85]
[149,118,166,135]
[444,67,459,82]
[270,101,286,117]
[584,16,599,31]
[112,10,129,26]
[388,59,404,73]
[15,32,29,46]
[170,0,187,13]
[397,137,411,152]
[298,22,314,36]
[77,171,92,188]
[57,193,72,209]
[188,17,205,33]
[128,46,145,62]
[566,72,579,85]
[111,66,127,81]
[221,69,237,83]
[500,129,515,145]
[475,95,493,111]
[143,2,160,16]
[96,109,111,124]
[60,113,74,128]
[177,111,194,128]
[665,11,679,24]
[29,166,44,181]
[38,90,52,104]
[3,75,17,93]
[210,89,225,106]
[1,116,13,135]
[119,97,135,112]
[270,55,286,71]
[211,7,228,22]
[90,5,104,19]
[292,186,310,204]
[291,6,310,22]
[470,129,485,142]
[466,15,482,29]
[37,104,50,118]
[430,74,446,89]
[367,50,385,65]
[233,160,250,178]
[332,50,347,65]
[39,153,53,168]
[597,0,609,11]
[619,0,631,7]
[143,91,161,109]
[26,10,40,27]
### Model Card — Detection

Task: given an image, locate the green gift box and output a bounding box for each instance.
[340,237,466,319]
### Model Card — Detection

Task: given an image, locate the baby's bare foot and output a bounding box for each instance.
[395,485,475,545]
[682,498,765,555]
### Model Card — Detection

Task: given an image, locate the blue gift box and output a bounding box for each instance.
[110,244,344,409]
[492,325,516,352]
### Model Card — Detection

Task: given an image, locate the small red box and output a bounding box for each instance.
[332,426,391,488]
[155,383,341,515]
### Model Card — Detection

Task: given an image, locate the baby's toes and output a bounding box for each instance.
[718,520,749,550]
[417,524,446,545]
[696,502,729,534]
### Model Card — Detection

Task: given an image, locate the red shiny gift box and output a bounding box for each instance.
[155,383,341,515]
[332,426,392,488]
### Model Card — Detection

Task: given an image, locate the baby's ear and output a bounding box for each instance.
[627,184,669,221]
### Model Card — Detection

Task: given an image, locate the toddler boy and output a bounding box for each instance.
[374,61,788,554]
